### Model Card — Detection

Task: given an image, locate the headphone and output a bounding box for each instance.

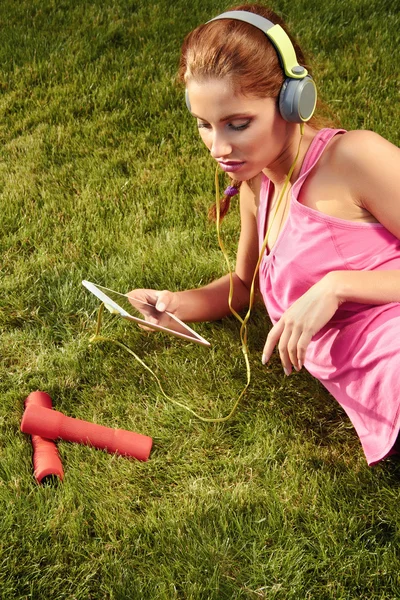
[185,10,317,123]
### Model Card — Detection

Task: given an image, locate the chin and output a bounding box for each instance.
[235,168,262,182]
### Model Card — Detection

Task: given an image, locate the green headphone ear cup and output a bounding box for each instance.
[279,76,317,122]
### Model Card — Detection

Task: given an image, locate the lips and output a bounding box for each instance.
[218,161,245,173]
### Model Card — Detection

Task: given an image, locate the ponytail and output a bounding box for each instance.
[208,180,242,221]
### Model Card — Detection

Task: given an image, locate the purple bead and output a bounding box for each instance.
[224,185,239,197]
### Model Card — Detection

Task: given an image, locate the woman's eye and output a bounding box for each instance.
[197,122,211,130]
[229,120,251,131]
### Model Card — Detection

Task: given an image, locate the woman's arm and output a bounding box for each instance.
[309,131,400,305]
[262,131,400,374]
[128,177,261,323]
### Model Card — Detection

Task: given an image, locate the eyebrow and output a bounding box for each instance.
[191,112,252,122]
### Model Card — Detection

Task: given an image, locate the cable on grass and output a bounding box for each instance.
[89,125,304,422]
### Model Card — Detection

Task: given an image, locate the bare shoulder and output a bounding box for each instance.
[299,129,400,223]
[325,129,399,174]
[239,173,263,216]
[328,129,400,233]
[319,129,399,200]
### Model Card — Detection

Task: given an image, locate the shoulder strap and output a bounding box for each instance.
[300,128,346,176]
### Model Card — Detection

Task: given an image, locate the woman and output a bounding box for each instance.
[129,4,400,465]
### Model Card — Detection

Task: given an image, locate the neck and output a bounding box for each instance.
[262,123,317,187]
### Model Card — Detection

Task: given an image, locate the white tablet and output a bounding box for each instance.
[82,280,210,347]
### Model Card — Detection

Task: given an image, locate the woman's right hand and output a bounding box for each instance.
[126,288,181,328]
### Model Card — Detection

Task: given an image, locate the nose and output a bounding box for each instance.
[210,131,232,159]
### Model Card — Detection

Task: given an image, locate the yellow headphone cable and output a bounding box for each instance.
[90,124,304,422]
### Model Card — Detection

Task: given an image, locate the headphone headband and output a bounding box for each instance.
[208,11,308,79]
[205,10,317,123]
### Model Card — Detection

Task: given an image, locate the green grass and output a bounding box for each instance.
[1,0,400,598]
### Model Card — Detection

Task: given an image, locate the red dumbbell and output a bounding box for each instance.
[24,392,64,484]
[21,403,153,461]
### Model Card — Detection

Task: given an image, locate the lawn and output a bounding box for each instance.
[1,0,400,598]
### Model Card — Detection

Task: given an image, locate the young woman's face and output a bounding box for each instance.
[186,78,290,181]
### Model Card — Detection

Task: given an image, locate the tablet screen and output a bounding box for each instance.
[82,280,210,347]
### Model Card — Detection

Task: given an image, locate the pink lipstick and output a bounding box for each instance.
[218,161,245,173]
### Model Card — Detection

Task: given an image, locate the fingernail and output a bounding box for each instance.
[156,302,166,312]
[298,360,303,370]
[261,354,267,365]
[283,367,291,376]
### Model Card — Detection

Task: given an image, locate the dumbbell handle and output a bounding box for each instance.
[21,404,152,461]
[24,392,64,483]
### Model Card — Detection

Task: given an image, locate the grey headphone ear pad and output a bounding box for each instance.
[279,76,317,122]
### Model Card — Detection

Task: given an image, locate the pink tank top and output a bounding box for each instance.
[257,128,400,465]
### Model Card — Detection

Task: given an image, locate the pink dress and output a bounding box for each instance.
[257,128,400,465]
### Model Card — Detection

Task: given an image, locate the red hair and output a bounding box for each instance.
[179,4,311,100]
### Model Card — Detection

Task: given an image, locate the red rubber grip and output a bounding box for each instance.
[21,404,153,461]
[24,392,64,483]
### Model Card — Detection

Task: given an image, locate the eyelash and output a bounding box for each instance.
[197,120,251,132]
[230,121,250,131]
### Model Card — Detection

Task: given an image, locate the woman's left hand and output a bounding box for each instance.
[261,273,341,374]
